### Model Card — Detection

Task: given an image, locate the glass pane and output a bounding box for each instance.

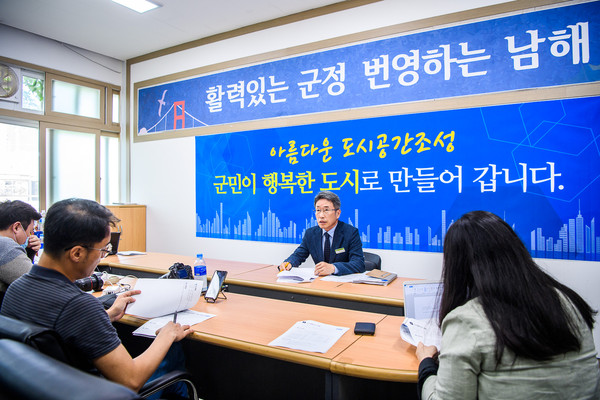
[101,135,119,204]
[0,121,39,210]
[112,92,120,123]
[51,80,100,119]
[48,128,95,204]
[22,75,44,112]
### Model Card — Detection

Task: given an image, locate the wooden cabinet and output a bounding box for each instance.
[105,205,146,252]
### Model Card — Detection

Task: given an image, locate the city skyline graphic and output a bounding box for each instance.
[196,201,600,261]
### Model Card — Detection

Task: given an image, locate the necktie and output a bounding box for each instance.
[323,232,331,263]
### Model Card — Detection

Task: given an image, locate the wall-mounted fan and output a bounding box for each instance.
[0,63,20,101]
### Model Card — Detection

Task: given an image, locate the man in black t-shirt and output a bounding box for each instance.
[1,198,192,393]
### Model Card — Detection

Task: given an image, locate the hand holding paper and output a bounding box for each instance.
[400,318,442,349]
[125,278,203,318]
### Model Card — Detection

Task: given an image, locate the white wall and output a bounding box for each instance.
[0,24,124,86]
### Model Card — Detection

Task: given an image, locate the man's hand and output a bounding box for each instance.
[314,262,335,276]
[27,234,41,252]
[416,342,439,362]
[278,261,292,272]
[106,290,141,322]
[156,321,193,342]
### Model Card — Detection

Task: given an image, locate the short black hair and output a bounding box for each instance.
[314,191,341,209]
[0,200,42,231]
[43,198,119,257]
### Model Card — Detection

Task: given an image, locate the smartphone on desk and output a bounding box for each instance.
[205,270,227,303]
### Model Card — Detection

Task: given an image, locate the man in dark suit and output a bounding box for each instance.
[279,191,365,276]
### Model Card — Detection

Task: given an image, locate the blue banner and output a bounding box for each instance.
[140,2,599,136]
[195,96,600,261]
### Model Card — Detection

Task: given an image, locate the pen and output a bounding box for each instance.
[173,311,178,324]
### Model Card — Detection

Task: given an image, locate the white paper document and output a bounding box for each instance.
[321,272,396,285]
[400,318,442,349]
[320,273,363,283]
[117,251,146,256]
[132,310,215,338]
[268,320,349,353]
[277,268,318,283]
[126,278,203,318]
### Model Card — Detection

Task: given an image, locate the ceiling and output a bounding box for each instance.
[0,0,345,61]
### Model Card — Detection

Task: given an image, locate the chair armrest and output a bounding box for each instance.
[139,370,198,399]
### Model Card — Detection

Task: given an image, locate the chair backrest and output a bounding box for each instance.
[0,339,141,400]
[363,252,382,271]
[0,314,71,364]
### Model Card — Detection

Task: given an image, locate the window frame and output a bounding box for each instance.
[45,73,106,124]
[109,88,121,127]
[0,56,121,211]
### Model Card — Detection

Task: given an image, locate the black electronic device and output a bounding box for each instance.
[108,231,121,255]
[159,263,193,279]
[354,322,376,335]
[74,272,104,292]
[205,270,228,303]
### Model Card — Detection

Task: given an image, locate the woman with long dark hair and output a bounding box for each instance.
[416,210,600,399]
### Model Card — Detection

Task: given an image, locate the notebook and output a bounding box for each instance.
[403,280,443,320]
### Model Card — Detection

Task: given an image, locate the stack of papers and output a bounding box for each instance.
[400,318,442,349]
[133,310,215,338]
[353,270,397,286]
[277,268,317,283]
[321,270,397,286]
[269,320,349,353]
[117,251,146,256]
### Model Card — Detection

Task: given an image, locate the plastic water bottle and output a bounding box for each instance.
[193,254,208,292]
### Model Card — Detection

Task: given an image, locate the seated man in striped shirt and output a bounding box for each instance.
[1,198,192,394]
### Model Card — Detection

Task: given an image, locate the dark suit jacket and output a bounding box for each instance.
[285,221,365,275]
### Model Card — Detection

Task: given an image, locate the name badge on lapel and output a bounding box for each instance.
[335,248,345,254]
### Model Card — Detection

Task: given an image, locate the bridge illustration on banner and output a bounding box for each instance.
[139,101,208,135]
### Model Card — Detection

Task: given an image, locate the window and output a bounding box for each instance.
[0,118,40,210]
[47,127,96,203]
[101,134,120,204]
[21,69,44,112]
[0,60,120,210]
[112,90,120,124]
[51,79,101,119]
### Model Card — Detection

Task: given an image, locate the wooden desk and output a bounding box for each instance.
[332,315,418,381]
[123,292,384,368]
[100,253,415,316]
[101,253,271,278]
[230,266,414,315]
[115,292,418,400]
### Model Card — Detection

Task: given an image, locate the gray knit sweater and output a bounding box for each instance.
[0,236,32,295]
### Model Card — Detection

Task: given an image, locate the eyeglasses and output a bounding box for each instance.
[64,243,112,258]
[85,243,112,258]
[314,208,338,215]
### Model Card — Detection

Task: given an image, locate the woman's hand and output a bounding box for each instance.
[416,342,439,362]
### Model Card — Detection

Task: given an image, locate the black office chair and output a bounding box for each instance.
[0,314,198,399]
[363,251,382,271]
[0,338,142,400]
